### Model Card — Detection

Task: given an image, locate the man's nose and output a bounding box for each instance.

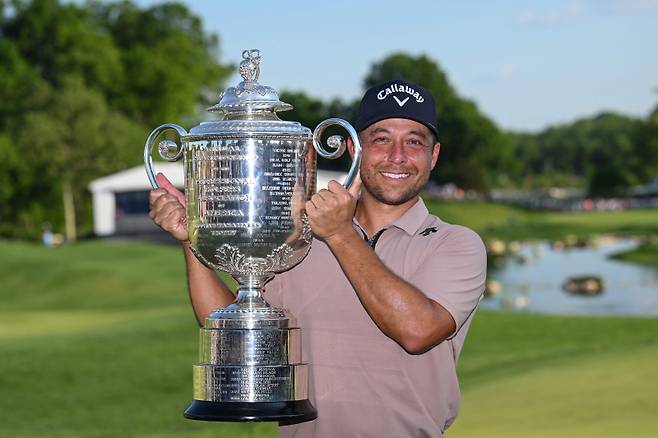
[386,140,408,164]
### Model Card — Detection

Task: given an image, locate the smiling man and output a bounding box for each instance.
[149,79,486,437]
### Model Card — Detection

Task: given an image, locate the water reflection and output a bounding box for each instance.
[482,238,658,316]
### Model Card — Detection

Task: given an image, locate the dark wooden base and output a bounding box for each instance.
[184,399,317,424]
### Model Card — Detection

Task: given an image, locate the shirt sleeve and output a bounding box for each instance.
[408,225,487,338]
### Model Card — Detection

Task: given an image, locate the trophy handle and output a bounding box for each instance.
[312,118,362,189]
[143,123,188,189]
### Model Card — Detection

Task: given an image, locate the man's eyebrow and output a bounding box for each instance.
[407,130,431,140]
[368,127,391,136]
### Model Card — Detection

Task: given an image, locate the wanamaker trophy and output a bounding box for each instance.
[143,49,362,422]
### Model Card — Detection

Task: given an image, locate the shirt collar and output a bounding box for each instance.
[352,197,430,237]
[390,197,430,235]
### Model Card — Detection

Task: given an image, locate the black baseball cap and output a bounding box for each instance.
[355,79,438,139]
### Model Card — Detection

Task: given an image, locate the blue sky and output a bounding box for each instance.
[133,0,658,132]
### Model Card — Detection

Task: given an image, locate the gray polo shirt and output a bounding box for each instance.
[264,198,487,438]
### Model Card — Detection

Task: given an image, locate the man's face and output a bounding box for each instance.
[354,118,440,206]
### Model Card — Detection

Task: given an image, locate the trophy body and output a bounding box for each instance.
[144,49,361,422]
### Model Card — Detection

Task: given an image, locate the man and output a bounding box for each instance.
[149,79,486,437]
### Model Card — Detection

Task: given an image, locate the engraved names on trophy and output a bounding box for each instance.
[263,142,297,231]
[202,328,300,365]
[192,139,301,246]
[208,366,294,401]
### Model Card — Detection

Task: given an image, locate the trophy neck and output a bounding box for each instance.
[205,277,296,329]
[229,273,274,310]
[235,274,272,292]
[235,285,268,309]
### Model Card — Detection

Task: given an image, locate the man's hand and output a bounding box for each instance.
[148,173,188,241]
[306,174,361,242]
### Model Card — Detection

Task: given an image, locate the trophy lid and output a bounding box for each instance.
[189,49,310,137]
[209,49,292,114]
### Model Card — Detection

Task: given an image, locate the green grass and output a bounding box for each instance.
[450,312,658,437]
[610,242,658,267]
[425,199,658,242]
[1,239,657,437]
[0,240,273,438]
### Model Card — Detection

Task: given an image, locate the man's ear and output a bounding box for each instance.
[346,137,355,159]
[431,142,441,169]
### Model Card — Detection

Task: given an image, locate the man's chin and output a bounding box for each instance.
[370,189,418,206]
[362,177,421,206]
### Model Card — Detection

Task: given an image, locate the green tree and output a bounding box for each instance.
[19,77,145,241]
[0,37,54,238]
[3,0,123,92]
[587,162,637,197]
[0,39,50,132]
[92,1,232,126]
[509,112,644,194]
[635,104,658,181]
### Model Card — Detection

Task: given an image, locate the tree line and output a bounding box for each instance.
[508,111,658,196]
[1,0,656,240]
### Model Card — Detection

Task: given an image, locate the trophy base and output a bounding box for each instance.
[184,399,317,423]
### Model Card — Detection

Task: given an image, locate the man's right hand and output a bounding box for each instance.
[148,172,188,241]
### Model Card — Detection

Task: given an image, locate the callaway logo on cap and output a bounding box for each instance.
[355,79,438,138]
[377,83,425,106]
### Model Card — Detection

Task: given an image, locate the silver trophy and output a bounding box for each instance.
[144,49,361,422]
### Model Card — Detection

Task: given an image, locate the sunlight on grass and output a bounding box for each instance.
[0,308,184,339]
[451,345,658,437]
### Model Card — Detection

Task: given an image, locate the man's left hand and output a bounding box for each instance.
[306,175,361,242]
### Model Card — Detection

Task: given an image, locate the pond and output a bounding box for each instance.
[482,237,658,316]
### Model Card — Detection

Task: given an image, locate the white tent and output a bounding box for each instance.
[88,164,347,236]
